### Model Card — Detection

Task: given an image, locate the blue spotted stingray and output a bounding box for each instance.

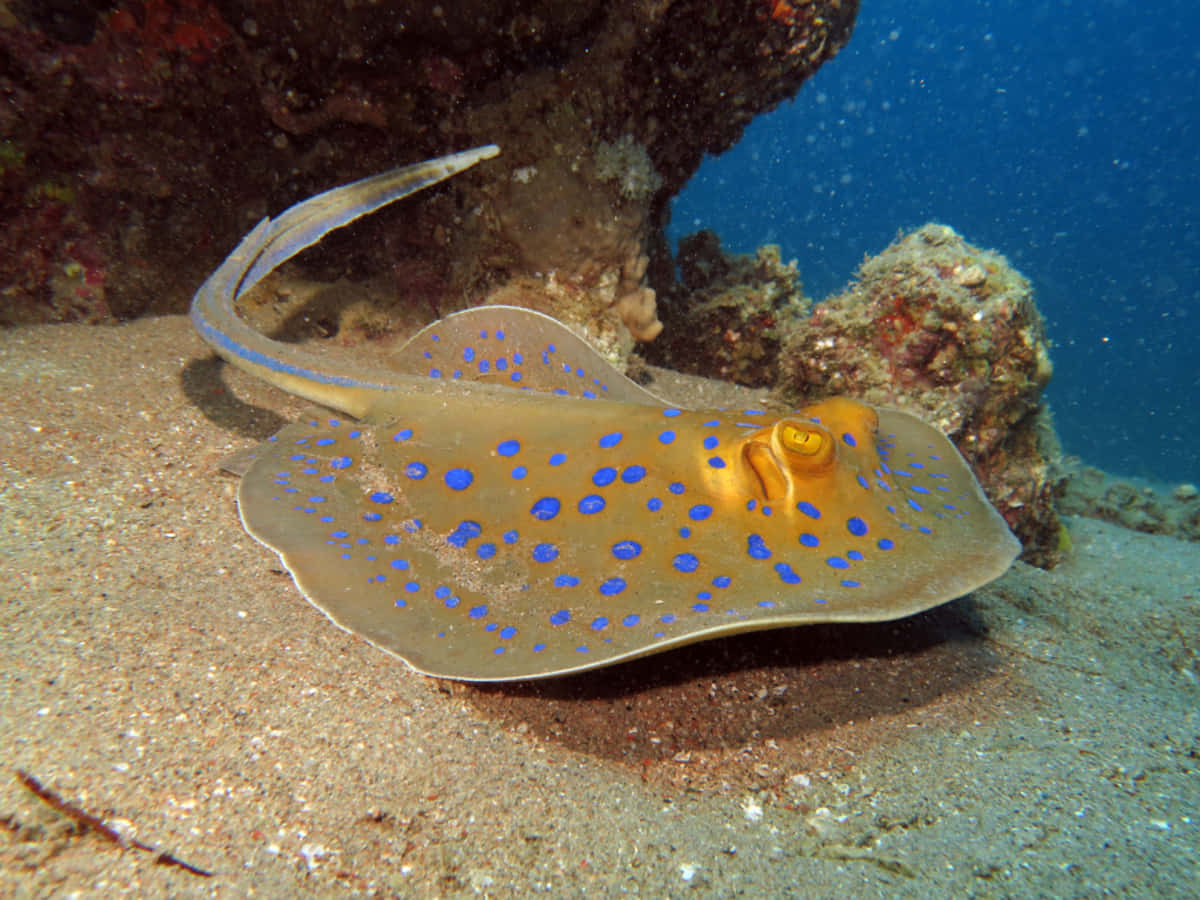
[190,145,1020,681]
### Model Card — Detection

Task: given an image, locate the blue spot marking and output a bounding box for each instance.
[848,550,865,561]
[847,516,869,536]
[446,521,481,547]
[463,347,476,362]
[513,351,523,364]
[476,543,497,559]
[429,368,442,378]
[592,467,617,487]
[435,586,450,599]
[549,452,567,466]
[444,468,474,491]
[658,430,676,445]
[503,529,519,544]
[663,408,682,417]
[621,465,646,483]
[370,492,394,504]
[669,482,685,495]
[661,613,677,624]
[911,484,932,494]
[444,595,460,608]
[405,581,420,593]
[856,474,870,490]
[478,360,490,374]
[496,358,508,371]
[405,462,427,480]
[315,438,335,447]
[799,533,820,548]
[692,603,710,612]
[390,559,410,570]
[554,575,580,587]
[511,465,528,480]
[550,610,571,625]
[331,530,349,539]
[647,498,663,512]
[496,329,505,340]
[578,494,606,514]
[689,504,713,521]
[826,556,850,570]
[599,577,626,596]
[842,432,858,447]
[673,553,699,573]
[708,457,726,469]
[619,615,639,628]
[591,616,610,630]
[797,501,821,519]
[775,562,802,584]
[612,540,642,560]
[533,643,545,652]
[712,576,732,588]
[908,498,924,512]
[531,497,561,520]
[469,605,487,619]
[678,526,691,539]
[758,600,778,608]
[841,579,861,588]
[747,534,772,560]
[919,525,933,534]
[532,543,559,563]
[703,436,719,450]
[499,625,517,639]
[497,439,520,457]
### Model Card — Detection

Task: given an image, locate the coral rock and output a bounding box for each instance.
[777,224,1063,565]
[643,230,809,386]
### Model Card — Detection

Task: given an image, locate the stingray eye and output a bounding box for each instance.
[779,423,825,456]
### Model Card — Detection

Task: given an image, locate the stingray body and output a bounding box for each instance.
[191,145,1020,681]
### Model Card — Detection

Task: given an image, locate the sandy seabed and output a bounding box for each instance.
[1,318,1196,898]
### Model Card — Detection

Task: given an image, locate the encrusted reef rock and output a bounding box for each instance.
[642,229,810,385]
[650,222,1064,565]
[1,0,857,354]
[1060,466,1200,541]
[776,224,1062,565]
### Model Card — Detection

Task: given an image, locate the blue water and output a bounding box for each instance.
[671,0,1198,485]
